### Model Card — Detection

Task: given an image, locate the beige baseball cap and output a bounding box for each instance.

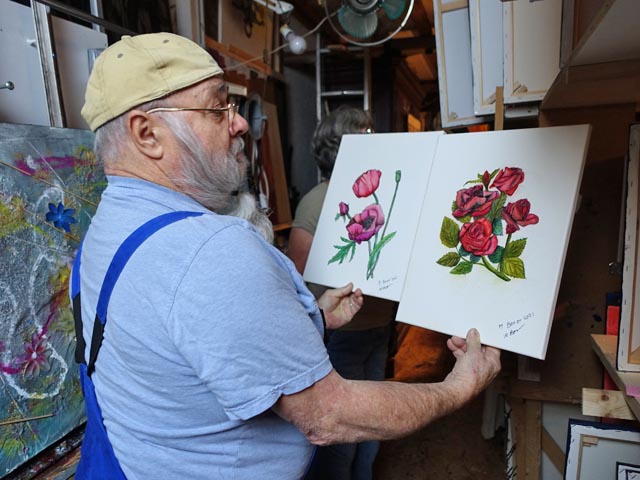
[82,32,223,131]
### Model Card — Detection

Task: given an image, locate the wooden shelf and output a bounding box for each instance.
[590,334,640,420]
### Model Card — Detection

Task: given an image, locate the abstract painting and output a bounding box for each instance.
[0,123,104,476]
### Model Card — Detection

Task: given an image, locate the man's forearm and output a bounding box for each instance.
[274,370,475,446]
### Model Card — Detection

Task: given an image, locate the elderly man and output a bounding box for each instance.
[72,33,500,479]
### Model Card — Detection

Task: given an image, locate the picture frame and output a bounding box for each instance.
[564,419,640,479]
[617,461,640,480]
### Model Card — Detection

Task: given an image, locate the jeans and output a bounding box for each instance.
[306,325,392,480]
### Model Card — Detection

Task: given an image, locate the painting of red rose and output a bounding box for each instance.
[436,167,539,281]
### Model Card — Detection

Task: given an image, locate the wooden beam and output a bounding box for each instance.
[582,387,635,420]
[441,0,468,14]
[494,86,504,131]
[541,427,566,474]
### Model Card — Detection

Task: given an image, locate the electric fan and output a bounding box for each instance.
[323,0,414,47]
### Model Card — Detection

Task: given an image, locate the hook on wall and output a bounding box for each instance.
[1,81,15,90]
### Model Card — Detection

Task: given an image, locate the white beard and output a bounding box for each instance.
[161,115,274,243]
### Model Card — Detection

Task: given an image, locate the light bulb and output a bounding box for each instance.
[280,25,307,55]
[288,34,306,55]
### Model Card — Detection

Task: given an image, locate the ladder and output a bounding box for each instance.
[315,33,372,122]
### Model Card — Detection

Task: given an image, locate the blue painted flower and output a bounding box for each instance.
[45,202,77,232]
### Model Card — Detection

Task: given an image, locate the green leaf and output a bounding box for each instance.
[469,254,481,263]
[489,168,500,180]
[463,179,483,186]
[328,240,357,265]
[340,236,351,243]
[492,218,503,235]
[458,246,470,257]
[439,217,460,248]
[487,192,507,223]
[349,242,356,262]
[504,238,527,258]
[335,213,341,221]
[451,201,458,213]
[366,232,397,273]
[457,215,472,224]
[451,261,473,275]
[502,257,525,279]
[488,246,504,263]
[436,252,460,267]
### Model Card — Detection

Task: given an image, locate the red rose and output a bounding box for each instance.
[346,204,385,244]
[502,199,539,234]
[352,170,382,198]
[453,185,499,218]
[460,218,498,256]
[491,167,524,196]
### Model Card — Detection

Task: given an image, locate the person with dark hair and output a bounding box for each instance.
[288,107,396,480]
[73,33,500,479]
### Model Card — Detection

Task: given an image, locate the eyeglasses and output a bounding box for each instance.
[146,103,238,123]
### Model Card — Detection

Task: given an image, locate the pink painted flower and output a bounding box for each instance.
[460,218,498,256]
[339,202,349,216]
[502,199,539,234]
[346,204,385,244]
[19,333,50,377]
[491,167,524,196]
[453,185,499,218]
[352,170,382,198]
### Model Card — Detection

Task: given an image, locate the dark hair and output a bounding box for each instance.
[312,107,373,179]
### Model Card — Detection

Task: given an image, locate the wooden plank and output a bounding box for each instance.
[582,387,635,420]
[262,101,292,226]
[441,0,468,14]
[524,400,542,479]
[590,334,640,420]
[204,36,272,76]
[542,426,566,475]
[494,86,504,131]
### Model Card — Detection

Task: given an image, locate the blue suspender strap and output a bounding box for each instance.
[84,211,203,375]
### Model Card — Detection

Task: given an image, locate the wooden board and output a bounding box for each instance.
[591,335,640,420]
[582,388,635,420]
[262,101,291,228]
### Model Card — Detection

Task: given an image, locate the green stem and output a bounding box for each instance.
[500,233,512,272]
[481,256,511,282]
[368,175,401,279]
[372,192,379,204]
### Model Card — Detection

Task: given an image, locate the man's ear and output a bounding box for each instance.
[127,110,165,160]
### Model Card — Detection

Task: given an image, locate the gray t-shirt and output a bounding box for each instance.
[77,176,332,479]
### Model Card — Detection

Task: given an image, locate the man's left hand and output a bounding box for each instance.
[317,283,363,329]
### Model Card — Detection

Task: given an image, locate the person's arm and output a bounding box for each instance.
[288,227,362,329]
[288,227,314,274]
[272,328,500,445]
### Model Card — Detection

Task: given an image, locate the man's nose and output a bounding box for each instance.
[230,112,249,137]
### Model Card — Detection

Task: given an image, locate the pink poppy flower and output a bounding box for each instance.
[352,170,382,198]
[346,204,385,244]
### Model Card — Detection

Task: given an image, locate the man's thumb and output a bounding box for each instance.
[466,328,481,350]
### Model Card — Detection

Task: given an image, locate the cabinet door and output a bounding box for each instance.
[0,0,49,126]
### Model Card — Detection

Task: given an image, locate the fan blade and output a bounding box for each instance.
[338,7,379,39]
[381,0,406,21]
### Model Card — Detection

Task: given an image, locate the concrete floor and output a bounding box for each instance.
[373,325,507,480]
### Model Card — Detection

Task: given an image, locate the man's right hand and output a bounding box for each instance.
[444,328,501,402]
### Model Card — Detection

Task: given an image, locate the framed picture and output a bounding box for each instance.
[565,419,640,479]
[617,461,640,480]
[618,124,640,372]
